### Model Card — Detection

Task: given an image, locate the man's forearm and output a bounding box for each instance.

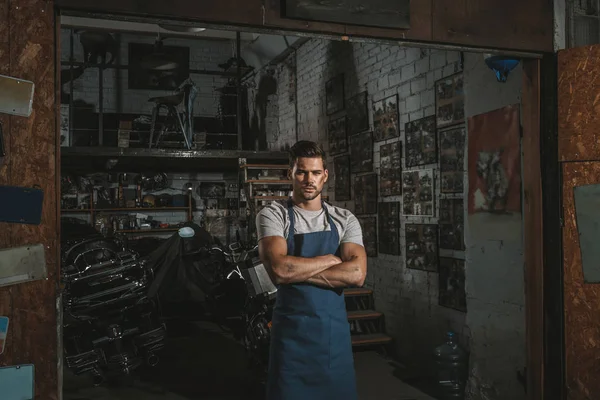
[271,254,339,284]
[306,258,364,288]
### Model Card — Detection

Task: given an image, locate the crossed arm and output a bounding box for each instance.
[258,236,367,288]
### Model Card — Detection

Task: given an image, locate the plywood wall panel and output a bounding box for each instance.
[0,0,12,249]
[558,46,600,162]
[432,0,553,52]
[562,162,600,400]
[0,1,59,400]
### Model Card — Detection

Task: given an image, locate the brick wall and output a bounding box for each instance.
[271,38,469,369]
[60,29,232,117]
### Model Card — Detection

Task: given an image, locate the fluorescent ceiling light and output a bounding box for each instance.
[158,24,206,33]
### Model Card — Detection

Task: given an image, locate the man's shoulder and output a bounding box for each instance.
[257,200,288,219]
[324,201,355,220]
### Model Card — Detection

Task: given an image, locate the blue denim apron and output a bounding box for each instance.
[266,200,357,400]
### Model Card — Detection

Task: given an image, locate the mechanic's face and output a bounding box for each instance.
[289,157,328,202]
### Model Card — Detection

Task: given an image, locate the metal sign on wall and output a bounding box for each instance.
[283,0,410,29]
[0,316,8,355]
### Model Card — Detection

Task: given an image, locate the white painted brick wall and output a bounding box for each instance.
[61,29,232,117]
[272,38,468,369]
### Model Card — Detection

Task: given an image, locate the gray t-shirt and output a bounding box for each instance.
[256,200,363,246]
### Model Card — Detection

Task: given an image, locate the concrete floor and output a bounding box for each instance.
[63,321,435,400]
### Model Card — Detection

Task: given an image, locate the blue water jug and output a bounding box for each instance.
[433,331,468,400]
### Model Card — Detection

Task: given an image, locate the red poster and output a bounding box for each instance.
[468,104,521,215]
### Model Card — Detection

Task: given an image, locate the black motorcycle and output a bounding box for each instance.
[60,218,167,385]
[146,223,276,374]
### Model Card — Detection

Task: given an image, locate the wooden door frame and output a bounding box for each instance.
[539,53,566,400]
[523,54,565,400]
[523,58,544,400]
[52,7,551,400]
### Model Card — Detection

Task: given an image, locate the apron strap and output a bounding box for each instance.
[286,198,296,254]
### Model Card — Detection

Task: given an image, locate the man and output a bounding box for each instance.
[256,140,367,400]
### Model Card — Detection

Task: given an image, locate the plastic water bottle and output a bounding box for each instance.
[433,331,468,400]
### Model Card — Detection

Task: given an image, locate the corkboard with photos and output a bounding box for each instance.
[354,173,377,215]
[328,116,348,156]
[379,141,402,197]
[439,126,466,194]
[405,223,439,272]
[347,91,370,135]
[439,257,467,312]
[334,155,351,201]
[402,169,434,217]
[373,94,399,142]
[439,198,465,251]
[435,72,465,129]
[405,115,437,168]
[349,131,373,173]
[378,202,400,255]
[357,216,378,257]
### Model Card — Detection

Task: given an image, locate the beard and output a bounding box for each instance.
[295,186,322,201]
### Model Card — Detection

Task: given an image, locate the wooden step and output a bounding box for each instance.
[347,309,382,321]
[344,288,373,297]
[351,333,393,346]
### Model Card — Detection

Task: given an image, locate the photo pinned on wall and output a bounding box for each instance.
[438,257,467,312]
[334,155,351,201]
[357,216,378,257]
[347,91,369,135]
[405,224,439,272]
[380,141,402,197]
[468,104,521,215]
[325,74,345,115]
[349,131,373,173]
[328,116,348,156]
[354,173,378,215]
[439,126,466,194]
[405,115,437,167]
[402,169,434,217]
[435,72,465,129]
[373,94,399,142]
[439,198,465,251]
[378,202,401,255]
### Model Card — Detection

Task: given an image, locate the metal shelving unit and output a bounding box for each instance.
[62,191,193,235]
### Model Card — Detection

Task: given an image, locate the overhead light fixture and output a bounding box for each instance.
[158,24,206,33]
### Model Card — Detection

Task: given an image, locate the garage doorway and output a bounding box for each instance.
[56,11,543,400]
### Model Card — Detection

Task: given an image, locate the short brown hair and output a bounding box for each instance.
[288,140,327,169]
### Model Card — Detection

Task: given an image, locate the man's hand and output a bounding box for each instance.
[307,243,367,289]
[318,254,343,267]
[258,236,343,284]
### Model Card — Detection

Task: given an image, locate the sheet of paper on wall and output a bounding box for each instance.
[0,74,35,117]
[0,364,35,400]
[0,244,47,288]
[0,316,8,355]
[574,183,600,283]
